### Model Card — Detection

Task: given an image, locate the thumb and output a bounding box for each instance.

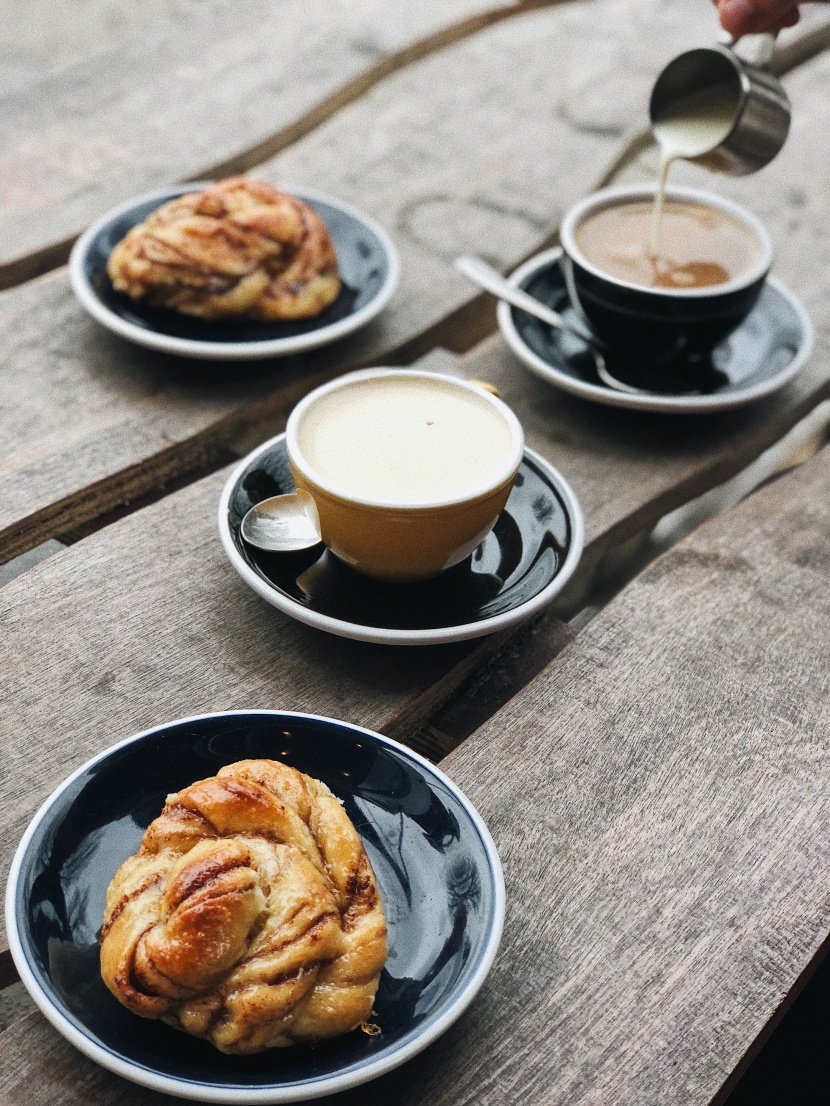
[717,0,800,35]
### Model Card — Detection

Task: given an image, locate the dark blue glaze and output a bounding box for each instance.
[565,251,766,365]
[515,255,806,396]
[226,440,572,630]
[81,190,390,345]
[13,712,501,1094]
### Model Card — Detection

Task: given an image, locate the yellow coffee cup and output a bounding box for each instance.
[285,368,525,582]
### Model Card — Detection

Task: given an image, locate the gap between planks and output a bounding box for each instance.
[0,608,576,995]
[3,359,828,997]
[0,341,490,569]
[379,400,830,760]
[713,928,830,1106]
[0,0,568,293]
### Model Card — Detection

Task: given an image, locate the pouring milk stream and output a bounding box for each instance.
[649,83,738,258]
[645,35,790,270]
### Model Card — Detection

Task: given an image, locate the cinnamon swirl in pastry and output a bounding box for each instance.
[106,177,341,321]
[99,759,387,1054]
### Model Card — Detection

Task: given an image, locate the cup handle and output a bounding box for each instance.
[465,379,502,396]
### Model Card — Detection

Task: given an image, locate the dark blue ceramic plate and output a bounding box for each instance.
[498,248,813,414]
[69,186,399,361]
[6,711,504,1103]
[218,435,584,646]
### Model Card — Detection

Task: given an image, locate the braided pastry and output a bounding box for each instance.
[99,759,387,1054]
[106,177,341,320]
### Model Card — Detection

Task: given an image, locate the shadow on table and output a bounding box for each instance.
[722,945,830,1106]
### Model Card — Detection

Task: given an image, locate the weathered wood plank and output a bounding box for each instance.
[382,608,577,758]
[0,0,193,89]
[0,0,547,286]
[0,463,474,952]
[4,11,830,1100]
[1,1010,175,1104]
[347,323,830,748]
[384,443,830,1106]
[0,0,728,564]
[5,408,830,1106]
[0,982,33,1036]
[22,0,817,284]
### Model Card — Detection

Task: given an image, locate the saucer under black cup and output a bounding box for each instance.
[498,248,813,415]
[218,434,584,646]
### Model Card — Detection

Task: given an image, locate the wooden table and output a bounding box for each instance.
[3,2,830,1102]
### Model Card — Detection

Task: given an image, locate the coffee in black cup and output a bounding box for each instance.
[559,185,773,366]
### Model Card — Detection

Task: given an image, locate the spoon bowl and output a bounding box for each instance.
[241,490,323,553]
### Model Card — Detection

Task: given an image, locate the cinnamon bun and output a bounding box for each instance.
[106,177,341,321]
[99,759,387,1053]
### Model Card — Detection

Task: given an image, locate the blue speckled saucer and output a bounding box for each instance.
[6,711,505,1103]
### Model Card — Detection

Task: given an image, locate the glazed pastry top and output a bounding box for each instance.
[106,177,341,321]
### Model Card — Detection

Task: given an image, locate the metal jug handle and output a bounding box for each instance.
[719,28,778,67]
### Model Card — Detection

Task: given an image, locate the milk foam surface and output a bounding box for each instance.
[576,199,761,290]
[298,377,516,504]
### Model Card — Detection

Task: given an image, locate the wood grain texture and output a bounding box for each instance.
[0,0,544,285]
[5,409,830,1106]
[1,1011,175,1105]
[0,0,194,86]
[381,612,576,758]
[383,444,830,1106]
[0,465,474,940]
[4,8,830,1099]
[0,0,726,564]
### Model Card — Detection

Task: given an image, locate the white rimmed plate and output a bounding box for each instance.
[6,710,505,1102]
[69,185,400,361]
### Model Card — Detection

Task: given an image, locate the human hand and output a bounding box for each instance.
[717,0,801,35]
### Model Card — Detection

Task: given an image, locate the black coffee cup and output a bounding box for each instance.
[559,185,773,366]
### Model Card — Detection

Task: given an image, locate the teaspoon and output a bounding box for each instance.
[240,489,323,553]
[455,255,649,395]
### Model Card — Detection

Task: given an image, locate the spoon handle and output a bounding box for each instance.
[456,255,656,397]
[455,255,595,345]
